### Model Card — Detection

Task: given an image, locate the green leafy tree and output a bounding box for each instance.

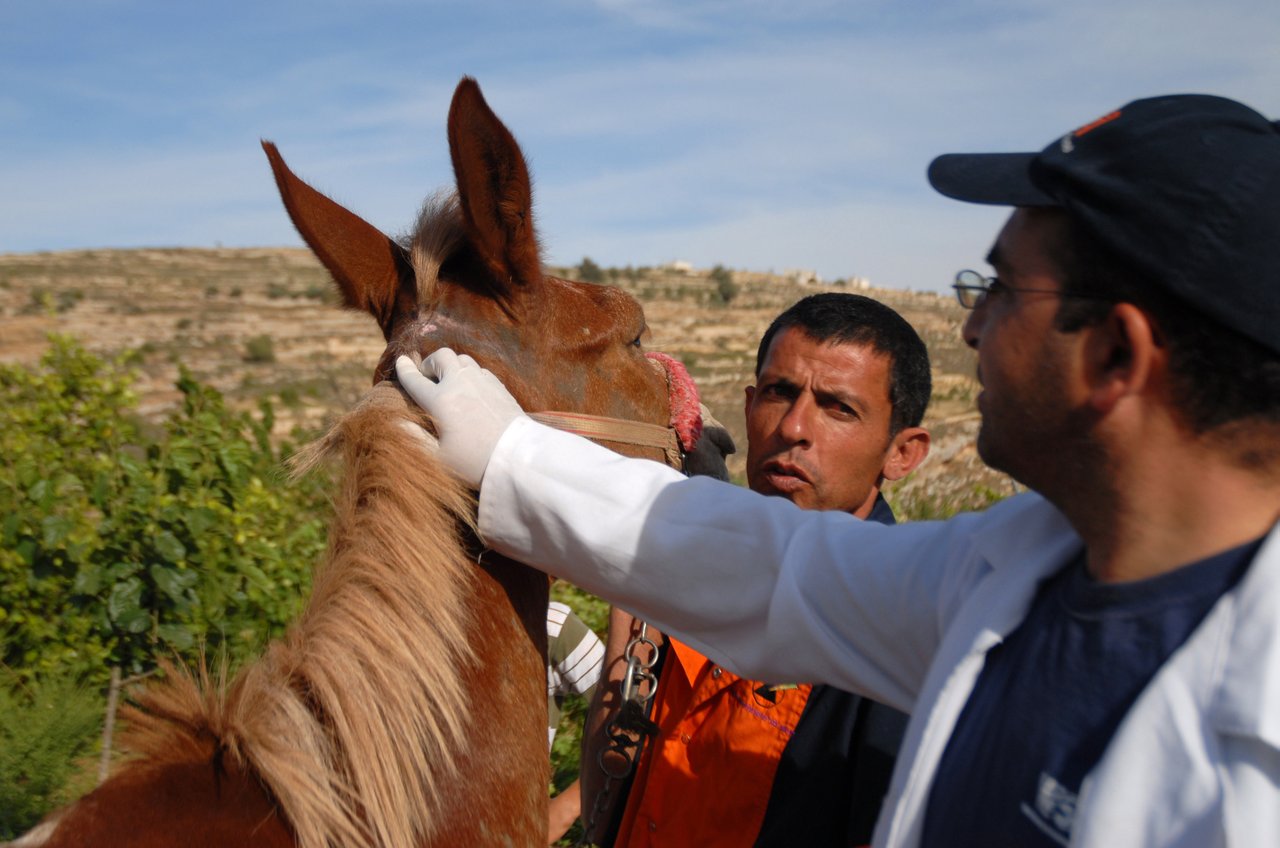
[710,264,738,305]
[577,257,605,284]
[1,338,141,680]
[1,337,330,688]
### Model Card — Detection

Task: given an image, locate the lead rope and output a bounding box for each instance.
[574,622,661,847]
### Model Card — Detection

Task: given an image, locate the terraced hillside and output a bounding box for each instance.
[0,249,1017,514]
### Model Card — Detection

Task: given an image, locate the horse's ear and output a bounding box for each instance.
[262,141,416,341]
[448,78,542,294]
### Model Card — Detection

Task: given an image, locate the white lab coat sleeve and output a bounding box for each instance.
[478,416,993,712]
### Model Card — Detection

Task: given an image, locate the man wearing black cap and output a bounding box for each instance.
[397,94,1280,846]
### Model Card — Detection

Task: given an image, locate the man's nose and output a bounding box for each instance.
[777,397,814,444]
[962,303,986,350]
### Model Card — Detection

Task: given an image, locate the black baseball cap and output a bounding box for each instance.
[928,94,1280,355]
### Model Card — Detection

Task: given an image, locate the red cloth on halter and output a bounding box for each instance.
[644,352,702,453]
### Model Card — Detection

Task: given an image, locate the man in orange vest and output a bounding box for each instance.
[581,292,932,847]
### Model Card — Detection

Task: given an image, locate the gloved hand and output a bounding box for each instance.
[684,403,736,481]
[395,350,526,488]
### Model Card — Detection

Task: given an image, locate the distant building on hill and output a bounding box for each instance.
[785,268,823,286]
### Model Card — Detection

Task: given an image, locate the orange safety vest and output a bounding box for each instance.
[614,639,811,848]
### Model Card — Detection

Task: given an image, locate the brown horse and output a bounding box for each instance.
[15,77,703,848]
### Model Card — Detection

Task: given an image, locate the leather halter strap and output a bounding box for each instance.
[529,411,684,470]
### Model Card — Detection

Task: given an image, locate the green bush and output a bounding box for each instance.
[1,338,142,681]
[577,257,605,284]
[887,482,1007,521]
[0,668,103,839]
[548,581,608,846]
[0,337,329,688]
[304,283,336,303]
[23,289,55,315]
[243,335,276,364]
[710,264,738,305]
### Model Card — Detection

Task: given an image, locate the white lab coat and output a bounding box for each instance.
[478,417,1280,847]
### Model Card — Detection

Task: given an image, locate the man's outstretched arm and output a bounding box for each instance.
[396,352,971,708]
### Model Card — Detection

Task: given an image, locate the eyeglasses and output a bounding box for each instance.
[951,269,1113,310]
[952,269,1064,309]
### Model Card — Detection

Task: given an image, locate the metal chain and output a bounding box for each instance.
[574,622,661,847]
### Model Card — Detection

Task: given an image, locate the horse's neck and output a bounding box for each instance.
[61,387,550,848]
[279,391,548,847]
[266,393,483,846]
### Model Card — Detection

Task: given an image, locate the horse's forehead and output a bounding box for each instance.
[543,276,645,323]
[405,310,528,362]
[426,276,641,337]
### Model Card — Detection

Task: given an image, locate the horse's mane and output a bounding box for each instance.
[120,385,478,848]
[405,190,466,309]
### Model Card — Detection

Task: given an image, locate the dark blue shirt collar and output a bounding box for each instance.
[867,493,896,526]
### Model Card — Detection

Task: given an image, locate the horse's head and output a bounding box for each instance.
[263,77,695,462]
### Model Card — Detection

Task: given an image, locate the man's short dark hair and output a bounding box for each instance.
[755,293,932,434]
[1047,213,1280,433]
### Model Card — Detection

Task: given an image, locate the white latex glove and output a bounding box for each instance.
[394,350,526,488]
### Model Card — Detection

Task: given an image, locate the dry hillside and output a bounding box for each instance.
[0,249,1016,514]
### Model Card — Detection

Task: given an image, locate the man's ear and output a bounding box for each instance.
[1083,303,1162,415]
[881,427,931,482]
[743,384,756,418]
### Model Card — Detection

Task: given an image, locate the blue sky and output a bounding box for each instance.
[4,0,1278,292]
